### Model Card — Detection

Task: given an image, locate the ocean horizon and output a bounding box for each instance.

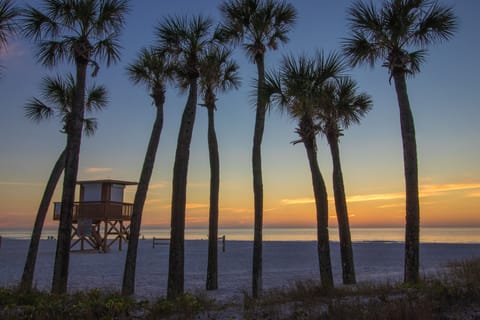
[1,226,479,243]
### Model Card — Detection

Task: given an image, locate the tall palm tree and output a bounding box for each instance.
[0,0,18,76]
[156,15,213,300]
[22,0,129,293]
[20,74,107,292]
[319,77,372,285]
[343,0,457,283]
[122,47,172,296]
[219,0,297,297]
[199,44,240,291]
[264,52,346,289]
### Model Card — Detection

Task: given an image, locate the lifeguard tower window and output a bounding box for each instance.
[111,184,125,202]
[83,183,102,201]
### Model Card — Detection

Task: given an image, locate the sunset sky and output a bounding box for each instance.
[0,0,479,230]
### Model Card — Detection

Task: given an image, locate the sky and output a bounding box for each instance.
[0,0,479,230]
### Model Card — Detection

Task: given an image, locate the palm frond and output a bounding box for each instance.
[413,2,457,46]
[83,117,98,136]
[93,33,122,66]
[96,0,130,36]
[36,39,70,67]
[0,0,18,50]
[20,5,59,41]
[314,50,347,83]
[85,84,108,112]
[24,97,54,122]
[40,74,73,112]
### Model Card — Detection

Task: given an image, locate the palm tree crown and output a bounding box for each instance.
[22,0,129,70]
[319,77,372,140]
[156,15,212,82]
[219,0,297,62]
[199,45,240,107]
[126,47,172,106]
[343,0,456,78]
[265,51,346,137]
[24,74,108,136]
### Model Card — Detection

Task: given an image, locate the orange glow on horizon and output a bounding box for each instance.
[0,182,479,229]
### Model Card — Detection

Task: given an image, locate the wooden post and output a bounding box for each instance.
[221,235,225,252]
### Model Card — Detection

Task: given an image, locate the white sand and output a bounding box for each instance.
[0,238,479,301]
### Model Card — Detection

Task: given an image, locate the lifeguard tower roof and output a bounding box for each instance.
[76,179,138,186]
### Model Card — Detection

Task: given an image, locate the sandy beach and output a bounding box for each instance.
[0,238,479,301]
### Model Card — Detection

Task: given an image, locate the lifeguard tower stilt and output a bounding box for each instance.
[53,179,137,252]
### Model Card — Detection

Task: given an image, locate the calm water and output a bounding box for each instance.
[0,226,479,243]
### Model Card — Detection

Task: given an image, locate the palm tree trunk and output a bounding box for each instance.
[206,105,220,291]
[303,131,333,289]
[122,102,164,296]
[51,60,88,294]
[252,54,266,298]
[393,72,420,284]
[20,149,66,291]
[327,133,356,285]
[167,78,198,300]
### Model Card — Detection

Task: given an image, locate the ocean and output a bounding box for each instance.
[0,226,479,243]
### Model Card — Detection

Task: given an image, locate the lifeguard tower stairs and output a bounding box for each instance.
[53,179,137,252]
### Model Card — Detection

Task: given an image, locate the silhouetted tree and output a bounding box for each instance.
[122,48,172,296]
[343,0,457,283]
[22,0,129,293]
[21,74,107,291]
[319,77,372,284]
[156,15,213,299]
[199,44,240,290]
[219,0,297,297]
[264,52,346,289]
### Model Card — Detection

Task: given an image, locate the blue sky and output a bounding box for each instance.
[0,0,479,228]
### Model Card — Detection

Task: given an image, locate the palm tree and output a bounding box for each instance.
[199,44,240,290]
[264,52,346,289]
[156,15,213,300]
[122,47,172,296]
[343,0,457,283]
[319,77,372,285]
[0,0,18,76]
[219,0,297,297]
[22,0,129,293]
[20,74,107,292]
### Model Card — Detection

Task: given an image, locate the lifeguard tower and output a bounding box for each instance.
[53,179,137,252]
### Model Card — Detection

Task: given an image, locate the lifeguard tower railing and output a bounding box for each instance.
[53,201,133,222]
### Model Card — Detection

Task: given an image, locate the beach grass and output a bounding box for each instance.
[1,258,480,319]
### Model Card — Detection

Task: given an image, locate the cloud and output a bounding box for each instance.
[186,203,208,209]
[466,191,480,198]
[85,167,113,173]
[281,198,315,205]
[149,182,168,189]
[220,207,250,214]
[280,183,480,206]
[420,183,480,196]
[347,192,405,203]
